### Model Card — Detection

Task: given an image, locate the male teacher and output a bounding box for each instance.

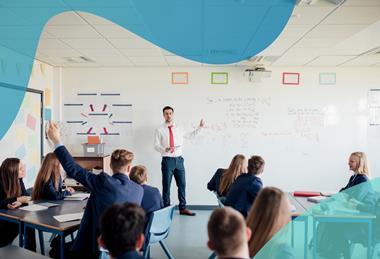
[154,106,204,216]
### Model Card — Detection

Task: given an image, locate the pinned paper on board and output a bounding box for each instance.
[211,72,229,85]
[26,114,37,130]
[15,145,27,159]
[171,72,189,84]
[16,127,27,142]
[44,108,52,120]
[282,72,300,85]
[44,88,52,106]
[319,73,336,85]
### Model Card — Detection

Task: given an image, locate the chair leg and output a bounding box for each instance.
[208,251,216,259]
[159,241,174,259]
[38,230,45,255]
[143,245,150,259]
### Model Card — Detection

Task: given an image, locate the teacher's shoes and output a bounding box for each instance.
[179,209,196,216]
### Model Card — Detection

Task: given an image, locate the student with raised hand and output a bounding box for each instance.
[46,121,143,259]
[224,155,264,217]
[207,207,251,259]
[129,165,163,220]
[32,152,75,200]
[207,154,246,197]
[246,187,294,259]
[98,203,146,259]
[0,158,36,250]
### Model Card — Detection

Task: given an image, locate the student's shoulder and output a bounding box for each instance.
[143,184,160,194]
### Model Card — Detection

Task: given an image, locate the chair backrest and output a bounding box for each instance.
[214,192,225,208]
[144,205,175,245]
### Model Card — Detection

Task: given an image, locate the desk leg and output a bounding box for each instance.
[291,219,295,248]
[304,217,308,259]
[60,232,65,259]
[19,222,24,247]
[312,219,317,259]
[38,230,45,255]
[368,220,372,259]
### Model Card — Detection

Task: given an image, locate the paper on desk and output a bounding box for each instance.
[37,202,59,208]
[19,204,48,211]
[53,212,84,223]
[64,193,90,201]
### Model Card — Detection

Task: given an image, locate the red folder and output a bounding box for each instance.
[293,191,321,197]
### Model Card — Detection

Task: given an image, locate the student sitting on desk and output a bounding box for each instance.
[207,207,251,259]
[46,122,143,259]
[129,165,163,220]
[207,154,246,199]
[224,155,264,217]
[98,203,145,259]
[32,152,75,200]
[247,187,294,259]
[0,158,36,251]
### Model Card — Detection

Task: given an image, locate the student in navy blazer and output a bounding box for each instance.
[129,165,164,221]
[340,152,375,203]
[32,153,75,201]
[207,154,246,198]
[99,203,146,259]
[47,122,144,259]
[225,155,265,217]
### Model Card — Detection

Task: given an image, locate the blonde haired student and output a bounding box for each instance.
[246,187,294,259]
[207,154,246,197]
[32,152,75,200]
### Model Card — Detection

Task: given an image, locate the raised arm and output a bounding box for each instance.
[47,121,98,191]
[184,119,204,139]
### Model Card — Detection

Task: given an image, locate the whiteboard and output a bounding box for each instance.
[61,67,380,205]
[0,84,43,188]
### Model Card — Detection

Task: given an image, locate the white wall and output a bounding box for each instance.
[59,66,380,205]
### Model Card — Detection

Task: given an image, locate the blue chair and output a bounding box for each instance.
[142,205,175,259]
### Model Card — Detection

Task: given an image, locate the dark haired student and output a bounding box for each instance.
[225,155,265,217]
[0,158,36,250]
[154,106,204,216]
[98,203,146,259]
[47,122,143,259]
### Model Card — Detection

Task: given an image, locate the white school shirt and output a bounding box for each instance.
[154,122,201,157]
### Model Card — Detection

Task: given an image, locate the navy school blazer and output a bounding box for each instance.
[224,173,263,217]
[54,146,144,256]
[41,176,71,200]
[0,178,28,209]
[340,174,375,204]
[207,168,224,196]
[141,184,163,219]
[116,251,144,259]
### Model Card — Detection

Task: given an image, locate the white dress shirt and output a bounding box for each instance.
[154,122,201,157]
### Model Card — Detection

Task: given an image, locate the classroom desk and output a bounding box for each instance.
[0,205,32,247]
[22,200,86,259]
[288,194,310,259]
[0,245,49,259]
[293,197,376,259]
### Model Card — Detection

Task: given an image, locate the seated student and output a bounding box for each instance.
[98,203,145,259]
[46,122,143,259]
[246,187,294,259]
[129,165,163,220]
[207,207,251,259]
[0,158,36,250]
[340,152,374,203]
[224,155,264,217]
[207,154,246,198]
[32,152,75,200]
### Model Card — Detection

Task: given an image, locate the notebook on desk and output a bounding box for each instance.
[64,193,90,201]
[307,196,327,203]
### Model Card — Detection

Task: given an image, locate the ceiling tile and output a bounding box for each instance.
[46,11,86,25]
[344,0,380,6]
[306,24,366,38]
[93,25,137,38]
[341,55,380,66]
[129,56,168,66]
[61,38,114,49]
[119,48,162,57]
[288,6,337,25]
[108,38,156,49]
[77,11,114,25]
[306,55,356,66]
[322,6,380,25]
[45,25,102,39]
[165,56,202,66]
[37,39,71,49]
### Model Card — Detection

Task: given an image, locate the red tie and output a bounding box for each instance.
[168,125,174,153]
